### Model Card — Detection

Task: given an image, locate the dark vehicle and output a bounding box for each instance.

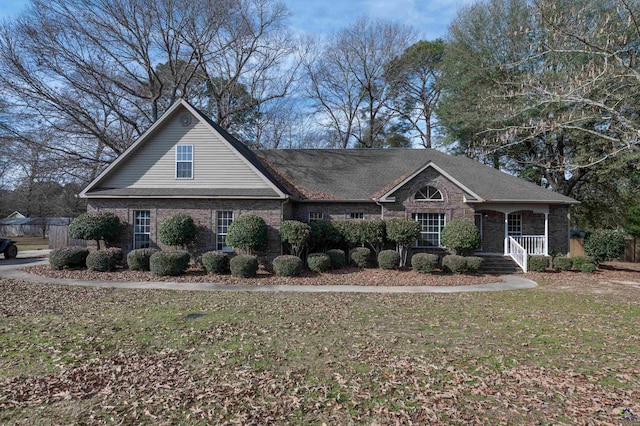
[0,238,18,259]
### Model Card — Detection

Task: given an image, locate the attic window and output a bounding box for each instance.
[415,186,443,201]
[176,144,193,179]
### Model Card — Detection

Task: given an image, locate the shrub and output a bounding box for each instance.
[279,221,311,257]
[326,249,346,269]
[272,255,303,277]
[158,213,197,249]
[358,219,386,255]
[553,255,573,271]
[442,254,467,274]
[149,250,190,276]
[86,250,115,272]
[226,215,268,255]
[441,219,481,255]
[68,211,121,249]
[105,247,124,267]
[350,247,371,268]
[572,255,595,270]
[201,251,230,274]
[386,219,421,267]
[230,255,259,278]
[49,246,90,270]
[584,230,627,264]
[528,255,549,272]
[579,262,597,273]
[378,250,400,270]
[465,256,483,273]
[307,253,331,272]
[309,221,342,252]
[127,248,159,271]
[411,253,439,273]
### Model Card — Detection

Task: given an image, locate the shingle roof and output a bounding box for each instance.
[254,148,578,204]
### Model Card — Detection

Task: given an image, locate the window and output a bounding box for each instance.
[350,212,364,220]
[133,210,151,249]
[308,212,324,222]
[413,213,446,247]
[414,186,443,201]
[216,211,233,251]
[508,213,522,236]
[176,144,193,179]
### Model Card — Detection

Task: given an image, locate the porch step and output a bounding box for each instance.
[478,256,522,274]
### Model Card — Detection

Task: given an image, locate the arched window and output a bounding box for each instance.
[414,186,443,201]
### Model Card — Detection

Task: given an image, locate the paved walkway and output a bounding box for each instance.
[0,251,537,294]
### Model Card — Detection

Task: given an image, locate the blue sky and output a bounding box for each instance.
[0,0,471,39]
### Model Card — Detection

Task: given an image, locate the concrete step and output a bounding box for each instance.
[478,256,522,274]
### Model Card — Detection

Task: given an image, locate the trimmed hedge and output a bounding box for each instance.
[86,250,115,272]
[68,211,120,249]
[326,249,346,269]
[553,255,573,271]
[528,255,549,272]
[307,253,331,273]
[127,248,159,271]
[309,221,342,252]
[150,250,190,276]
[441,219,481,255]
[442,254,467,274]
[201,251,230,274]
[280,221,310,257]
[579,262,597,273]
[584,230,626,264]
[49,246,90,270]
[465,256,483,273]
[572,256,595,270]
[226,215,268,255]
[350,247,371,268]
[158,213,197,248]
[411,253,439,273]
[230,255,259,278]
[378,250,400,270]
[273,255,303,277]
[105,247,124,267]
[385,218,421,267]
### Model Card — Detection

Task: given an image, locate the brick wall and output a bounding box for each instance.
[292,202,382,222]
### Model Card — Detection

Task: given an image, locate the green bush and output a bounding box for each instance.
[68,211,121,249]
[528,255,549,272]
[572,255,595,270]
[465,256,483,273]
[86,250,115,272]
[280,221,310,257]
[584,230,627,264]
[309,221,342,252]
[126,248,159,271]
[386,219,421,267]
[579,262,597,273]
[158,213,197,248]
[272,255,303,277]
[49,246,90,270]
[351,247,371,268]
[201,251,230,274]
[226,215,268,255]
[442,254,467,274]
[326,249,346,269]
[411,253,439,273]
[553,255,573,271]
[105,247,124,266]
[378,250,400,270]
[358,219,386,255]
[441,219,481,255]
[307,253,331,272]
[149,250,190,276]
[230,255,259,278]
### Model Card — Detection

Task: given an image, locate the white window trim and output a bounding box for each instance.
[413,212,446,248]
[216,210,234,252]
[349,212,365,220]
[308,212,324,222]
[414,186,444,202]
[508,213,522,236]
[175,144,194,179]
[133,210,151,249]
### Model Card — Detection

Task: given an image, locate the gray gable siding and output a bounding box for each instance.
[98,106,274,191]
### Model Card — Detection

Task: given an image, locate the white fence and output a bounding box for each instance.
[508,236,528,273]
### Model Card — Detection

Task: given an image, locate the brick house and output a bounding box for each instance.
[80,100,578,270]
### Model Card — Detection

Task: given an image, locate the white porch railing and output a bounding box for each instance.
[511,235,547,256]
[508,236,528,273]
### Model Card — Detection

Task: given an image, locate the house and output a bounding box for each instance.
[79,100,578,270]
[4,211,26,220]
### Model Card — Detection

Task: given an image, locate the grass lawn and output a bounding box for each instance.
[1,269,639,424]
[7,236,49,251]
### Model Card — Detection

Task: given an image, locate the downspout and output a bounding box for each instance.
[374,198,384,219]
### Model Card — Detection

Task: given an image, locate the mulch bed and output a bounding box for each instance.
[24,264,501,287]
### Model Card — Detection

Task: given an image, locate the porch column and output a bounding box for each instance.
[544,212,549,256]
[504,213,509,255]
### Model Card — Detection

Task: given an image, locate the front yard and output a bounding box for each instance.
[1,265,639,424]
